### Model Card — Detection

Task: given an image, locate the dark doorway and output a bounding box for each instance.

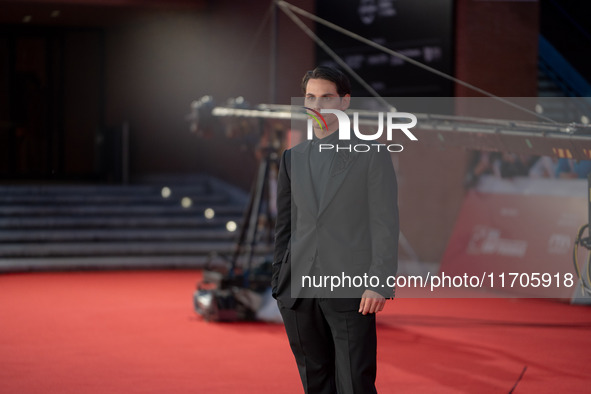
[0,26,104,181]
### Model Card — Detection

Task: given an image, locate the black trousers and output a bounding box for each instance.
[279,298,378,394]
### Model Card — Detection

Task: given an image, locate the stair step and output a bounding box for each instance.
[0,255,272,271]
[0,241,273,258]
[0,204,244,217]
[0,193,230,205]
[0,184,209,195]
[0,216,242,229]
[0,229,239,242]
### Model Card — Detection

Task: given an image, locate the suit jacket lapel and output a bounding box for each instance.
[317,148,358,217]
[292,141,318,215]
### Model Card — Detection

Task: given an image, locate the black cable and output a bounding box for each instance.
[508,366,527,394]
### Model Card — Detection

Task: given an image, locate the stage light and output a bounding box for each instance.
[161,187,172,198]
[204,208,215,219]
[181,197,192,208]
[226,221,237,232]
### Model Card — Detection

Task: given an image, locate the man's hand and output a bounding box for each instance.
[358,290,386,315]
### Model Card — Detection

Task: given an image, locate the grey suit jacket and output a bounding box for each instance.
[273,137,399,310]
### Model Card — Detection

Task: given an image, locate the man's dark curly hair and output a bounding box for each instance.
[301,66,352,97]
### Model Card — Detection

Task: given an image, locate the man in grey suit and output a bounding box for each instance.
[272,66,399,394]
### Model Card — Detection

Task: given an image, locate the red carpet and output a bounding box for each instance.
[0,270,589,393]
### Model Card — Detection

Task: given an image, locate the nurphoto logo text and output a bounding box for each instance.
[305,108,418,152]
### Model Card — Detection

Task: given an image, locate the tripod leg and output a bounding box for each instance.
[228,162,260,277]
[242,156,271,284]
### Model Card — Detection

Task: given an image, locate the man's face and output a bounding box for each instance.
[304,78,350,133]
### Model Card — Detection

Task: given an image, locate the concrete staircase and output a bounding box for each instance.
[0,176,272,271]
